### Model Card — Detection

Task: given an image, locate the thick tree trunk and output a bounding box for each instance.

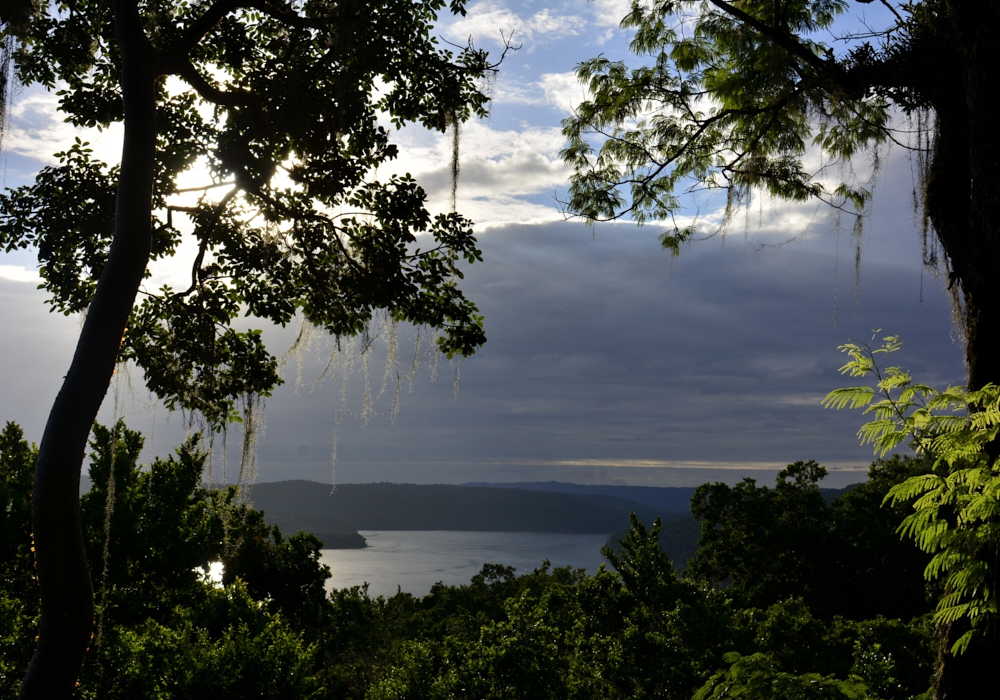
[926,3,1000,697]
[19,3,157,697]
[955,2,1000,398]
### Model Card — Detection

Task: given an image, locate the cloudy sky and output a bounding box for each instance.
[0,0,965,489]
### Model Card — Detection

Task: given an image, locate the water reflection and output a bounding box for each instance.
[319,530,612,599]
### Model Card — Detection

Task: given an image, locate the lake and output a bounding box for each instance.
[319,530,613,599]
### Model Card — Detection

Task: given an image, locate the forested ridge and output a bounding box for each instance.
[249,481,691,536]
[248,479,853,538]
[462,482,703,512]
[2,423,938,698]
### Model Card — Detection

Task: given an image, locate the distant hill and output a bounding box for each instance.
[462,481,697,513]
[247,480,862,545]
[244,501,367,548]
[463,480,862,513]
[820,484,859,503]
[247,481,688,535]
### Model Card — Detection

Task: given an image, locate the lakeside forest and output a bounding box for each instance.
[247,480,700,543]
[1,420,939,699]
[3,0,1000,696]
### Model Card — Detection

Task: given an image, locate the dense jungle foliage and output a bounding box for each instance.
[1,421,937,699]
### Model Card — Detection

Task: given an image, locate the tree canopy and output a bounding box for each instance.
[0,0,498,694]
[0,0,491,425]
[562,0,892,245]
[0,422,938,699]
[688,457,933,621]
[561,0,1000,395]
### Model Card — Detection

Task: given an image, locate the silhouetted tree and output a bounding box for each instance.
[0,0,496,693]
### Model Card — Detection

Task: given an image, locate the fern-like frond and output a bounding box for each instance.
[885,474,944,505]
[899,384,937,404]
[828,334,1000,654]
[822,386,875,410]
[878,370,912,391]
[950,630,976,656]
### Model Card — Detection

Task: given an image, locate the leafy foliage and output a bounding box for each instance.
[0,0,493,425]
[821,334,995,460]
[825,334,1000,654]
[0,421,938,697]
[830,455,936,622]
[82,588,324,700]
[0,423,38,698]
[689,461,838,612]
[693,651,874,700]
[561,0,894,244]
[687,459,933,620]
[1,420,341,696]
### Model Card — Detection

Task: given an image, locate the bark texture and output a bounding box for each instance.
[923,2,1000,697]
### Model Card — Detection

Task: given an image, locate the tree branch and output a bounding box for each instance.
[170,0,244,57]
[248,189,367,278]
[245,0,320,30]
[704,0,842,80]
[170,181,236,194]
[170,56,256,107]
[172,187,240,298]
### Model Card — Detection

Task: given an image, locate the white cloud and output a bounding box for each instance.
[0,265,41,284]
[459,145,567,196]
[5,92,75,166]
[445,0,588,51]
[490,71,585,115]
[442,0,632,53]
[6,88,124,168]
[537,72,586,114]
[589,0,632,29]
[455,196,564,229]
[387,120,571,226]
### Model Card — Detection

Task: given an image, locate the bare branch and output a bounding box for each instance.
[877,0,904,25]
[173,187,240,298]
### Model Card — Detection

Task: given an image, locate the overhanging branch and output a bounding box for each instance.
[169,0,244,57]
[171,57,256,107]
[704,0,842,81]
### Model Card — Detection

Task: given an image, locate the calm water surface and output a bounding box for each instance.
[320,531,612,599]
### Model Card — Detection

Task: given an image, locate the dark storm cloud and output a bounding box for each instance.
[253,219,965,488]
[0,205,966,489]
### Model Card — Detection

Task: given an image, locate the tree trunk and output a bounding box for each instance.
[925,3,1000,697]
[19,3,157,697]
[934,622,998,699]
[954,0,1000,398]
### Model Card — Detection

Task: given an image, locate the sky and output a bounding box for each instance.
[0,0,966,489]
